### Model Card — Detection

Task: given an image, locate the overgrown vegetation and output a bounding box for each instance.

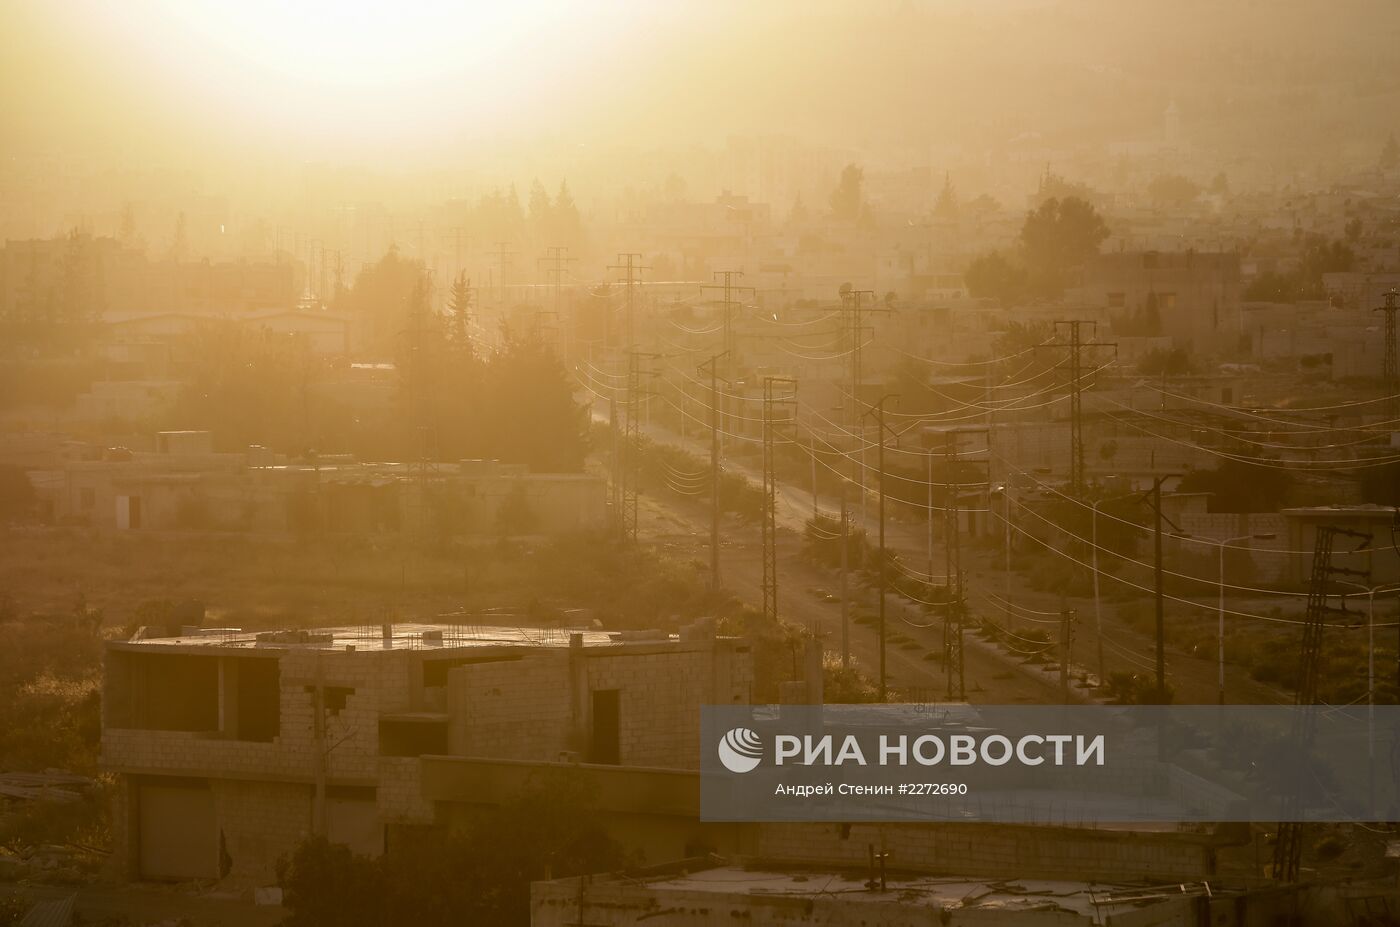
[965,196,1110,302]
[278,777,627,927]
[0,603,111,861]
[169,254,589,471]
[1242,234,1355,303]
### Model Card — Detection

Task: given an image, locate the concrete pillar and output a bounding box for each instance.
[568,633,588,755]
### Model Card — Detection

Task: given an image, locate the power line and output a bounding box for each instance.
[1375,289,1399,385]
[700,352,729,592]
[608,253,649,350]
[1275,525,1373,883]
[622,351,661,543]
[485,241,518,305]
[1035,321,1116,498]
[762,377,798,625]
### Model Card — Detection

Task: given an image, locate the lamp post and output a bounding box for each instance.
[1216,533,1275,705]
[1090,497,1113,687]
[1338,579,1397,818]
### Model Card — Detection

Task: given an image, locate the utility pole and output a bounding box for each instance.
[445,227,469,280]
[486,241,518,306]
[937,427,988,701]
[329,249,344,300]
[840,478,850,669]
[701,270,755,366]
[1372,287,1394,380]
[539,246,575,358]
[926,450,935,583]
[1037,321,1116,498]
[622,351,660,543]
[701,272,755,447]
[841,289,889,529]
[863,394,899,701]
[1374,288,1398,384]
[1060,604,1076,703]
[608,253,648,350]
[699,352,729,592]
[609,392,620,514]
[1273,526,1372,882]
[761,378,798,624]
[1129,474,1185,701]
[1152,477,1166,696]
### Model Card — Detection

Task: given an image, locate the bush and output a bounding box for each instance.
[1103,672,1174,705]
[279,776,627,926]
[822,653,879,703]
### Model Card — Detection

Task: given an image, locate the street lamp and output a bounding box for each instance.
[1337,578,1398,819]
[1216,533,1276,705]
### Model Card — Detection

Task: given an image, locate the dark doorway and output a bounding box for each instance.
[590,689,620,765]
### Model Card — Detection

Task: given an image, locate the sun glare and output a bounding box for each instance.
[64,0,629,151]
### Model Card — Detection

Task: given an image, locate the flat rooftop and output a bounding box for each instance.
[113,622,689,653]
[576,865,1206,918]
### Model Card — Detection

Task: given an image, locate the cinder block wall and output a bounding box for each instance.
[446,641,752,769]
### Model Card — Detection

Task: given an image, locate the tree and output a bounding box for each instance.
[829,163,866,222]
[446,272,474,352]
[170,321,344,454]
[1019,196,1109,296]
[1247,236,1357,303]
[277,837,384,927]
[553,180,583,249]
[505,184,523,226]
[344,246,431,353]
[527,179,551,240]
[1298,235,1355,292]
[278,777,626,926]
[1032,171,1097,207]
[964,250,1027,304]
[478,327,589,472]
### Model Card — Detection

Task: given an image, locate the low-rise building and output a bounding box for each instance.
[33,437,607,536]
[1077,250,1241,351]
[531,857,1251,927]
[101,621,753,883]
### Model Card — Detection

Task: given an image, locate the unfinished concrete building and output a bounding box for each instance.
[101,621,752,883]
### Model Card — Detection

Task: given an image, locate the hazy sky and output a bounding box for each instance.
[3,1,1398,177]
